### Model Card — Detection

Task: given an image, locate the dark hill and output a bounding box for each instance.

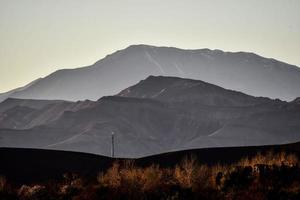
[1,142,300,184]
[118,75,272,106]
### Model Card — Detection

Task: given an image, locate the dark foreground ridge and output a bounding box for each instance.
[1,142,300,184]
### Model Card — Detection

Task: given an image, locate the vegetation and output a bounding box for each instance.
[1,151,300,200]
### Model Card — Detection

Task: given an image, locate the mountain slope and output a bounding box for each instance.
[0,98,64,113]
[118,75,271,106]
[1,45,300,102]
[0,98,94,129]
[0,78,42,102]
[0,76,299,158]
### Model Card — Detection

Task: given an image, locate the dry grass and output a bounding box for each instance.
[174,155,198,188]
[18,184,46,200]
[97,151,299,193]
[98,160,165,193]
[140,164,163,192]
[98,161,121,188]
[238,151,299,167]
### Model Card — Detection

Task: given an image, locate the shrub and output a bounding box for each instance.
[18,184,48,200]
[174,155,198,188]
[0,176,6,192]
[140,164,163,192]
[238,151,299,167]
[98,161,121,189]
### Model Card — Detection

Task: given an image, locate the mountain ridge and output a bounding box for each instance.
[1,44,300,102]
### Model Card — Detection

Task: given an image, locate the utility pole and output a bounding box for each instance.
[111,131,115,158]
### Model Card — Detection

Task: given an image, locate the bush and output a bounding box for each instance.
[98,161,121,189]
[238,151,299,167]
[18,185,49,200]
[0,176,6,192]
[140,164,163,192]
[174,155,198,188]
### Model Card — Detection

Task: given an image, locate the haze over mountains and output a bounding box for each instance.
[1,44,300,102]
[0,76,299,158]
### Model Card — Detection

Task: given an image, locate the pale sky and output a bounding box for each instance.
[0,0,299,93]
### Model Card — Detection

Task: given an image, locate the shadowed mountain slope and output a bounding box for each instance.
[118,75,271,106]
[0,76,299,158]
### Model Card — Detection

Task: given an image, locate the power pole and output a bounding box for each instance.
[111,131,115,158]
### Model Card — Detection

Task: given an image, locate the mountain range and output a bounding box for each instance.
[0,76,299,158]
[1,44,300,102]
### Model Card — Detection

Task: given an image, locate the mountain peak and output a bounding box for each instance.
[118,76,271,106]
[292,97,300,104]
[126,44,156,49]
[1,45,300,102]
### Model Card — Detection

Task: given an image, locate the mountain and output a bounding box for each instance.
[0,78,41,102]
[1,45,300,102]
[0,76,299,158]
[0,98,93,129]
[0,98,63,113]
[118,75,271,106]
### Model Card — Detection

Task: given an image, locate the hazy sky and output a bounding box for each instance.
[0,0,299,93]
